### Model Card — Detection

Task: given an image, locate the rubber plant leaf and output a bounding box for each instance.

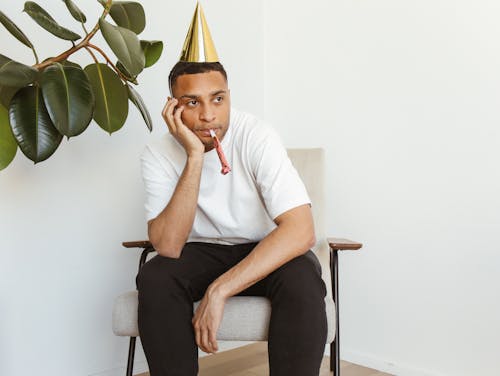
[116,61,138,84]
[83,63,128,134]
[126,83,152,131]
[98,0,145,34]
[0,54,38,87]
[0,10,34,48]
[41,63,94,138]
[0,84,20,108]
[62,0,87,23]
[9,85,63,163]
[23,1,81,41]
[0,103,17,170]
[141,40,163,68]
[98,18,145,76]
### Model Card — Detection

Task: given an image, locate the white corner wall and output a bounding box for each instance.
[264,0,500,375]
[2,0,499,375]
[0,1,264,375]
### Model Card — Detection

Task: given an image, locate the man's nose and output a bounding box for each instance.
[199,105,216,122]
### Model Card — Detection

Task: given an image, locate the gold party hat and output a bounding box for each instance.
[180,2,219,62]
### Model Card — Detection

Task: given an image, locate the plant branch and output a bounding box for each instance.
[33,0,112,71]
[84,46,99,64]
[87,43,129,82]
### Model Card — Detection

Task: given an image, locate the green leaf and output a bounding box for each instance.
[0,10,34,49]
[23,1,81,41]
[62,0,86,23]
[126,84,151,131]
[0,54,38,87]
[141,40,163,68]
[0,85,20,108]
[9,85,63,163]
[83,63,128,134]
[98,18,144,76]
[41,63,94,138]
[61,60,82,69]
[98,0,145,34]
[116,61,138,84]
[0,103,17,170]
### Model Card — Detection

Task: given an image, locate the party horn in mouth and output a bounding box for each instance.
[209,129,231,175]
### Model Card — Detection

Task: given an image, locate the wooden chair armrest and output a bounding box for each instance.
[328,237,362,251]
[122,240,153,248]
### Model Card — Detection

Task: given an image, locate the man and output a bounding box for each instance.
[136,3,327,375]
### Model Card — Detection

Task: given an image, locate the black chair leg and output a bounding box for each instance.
[126,336,136,376]
[330,249,340,376]
[126,247,152,376]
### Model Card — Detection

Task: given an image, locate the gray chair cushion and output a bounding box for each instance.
[112,291,335,343]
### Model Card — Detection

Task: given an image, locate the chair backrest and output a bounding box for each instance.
[287,148,326,247]
[286,148,326,245]
[287,148,331,296]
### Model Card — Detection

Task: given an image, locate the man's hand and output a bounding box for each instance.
[192,286,227,354]
[162,97,204,157]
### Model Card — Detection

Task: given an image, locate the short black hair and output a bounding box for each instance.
[168,62,228,94]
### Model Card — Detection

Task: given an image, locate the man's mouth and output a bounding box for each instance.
[198,128,218,137]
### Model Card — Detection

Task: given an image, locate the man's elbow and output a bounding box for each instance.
[148,220,183,258]
[150,239,183,258]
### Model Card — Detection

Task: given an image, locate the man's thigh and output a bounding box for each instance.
[136,242,257,301]
[237,250,324,298]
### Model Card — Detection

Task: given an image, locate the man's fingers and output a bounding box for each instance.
[162,97,178,133]
[201,328,211,353]
[173,105,184,129]
[166,101,177,132]
[209,330,218,352]
[161,97,174,119]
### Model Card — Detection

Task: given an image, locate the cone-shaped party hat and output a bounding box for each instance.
[180,2,219,62]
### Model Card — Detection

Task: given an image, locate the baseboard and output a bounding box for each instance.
[341,347,445,376]
[87,360,149,376]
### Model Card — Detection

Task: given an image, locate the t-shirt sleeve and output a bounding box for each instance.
[140,145,178,222]
[249,124,311,220]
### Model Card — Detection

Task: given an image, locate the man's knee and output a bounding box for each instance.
[272,251,326,302]
[136,255,180,292]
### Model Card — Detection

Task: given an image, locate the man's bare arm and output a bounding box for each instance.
[147,154,203,258]
[210,203,316,297]
[192,204,315,353]
[148,98,205,258]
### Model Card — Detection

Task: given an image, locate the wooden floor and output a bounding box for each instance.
[136,342,392,376]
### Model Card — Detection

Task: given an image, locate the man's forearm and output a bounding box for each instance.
[148,155,203,257]
[207,205,316,299]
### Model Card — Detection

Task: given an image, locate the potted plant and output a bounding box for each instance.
[0,0,163,170]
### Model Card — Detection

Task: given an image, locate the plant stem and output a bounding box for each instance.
[33,0,112,71]
[87,43,128,82]
[84,46,99,64]
[31,46,39,64]
[81,21,89,36]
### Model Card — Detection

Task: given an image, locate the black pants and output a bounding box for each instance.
[136,242,327,376]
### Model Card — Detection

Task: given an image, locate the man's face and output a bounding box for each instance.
[172,71,231,152]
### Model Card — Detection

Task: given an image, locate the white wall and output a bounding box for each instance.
[2,0,499,375]
[0,1,264,375]
[264,0,500,375]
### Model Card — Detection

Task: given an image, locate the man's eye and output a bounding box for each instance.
[188,100,197,106]
[214,96,223,103]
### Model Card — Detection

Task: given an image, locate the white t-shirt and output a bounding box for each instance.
[140,108,310,245]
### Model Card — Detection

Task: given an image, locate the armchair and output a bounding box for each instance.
[112,148,362,376]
